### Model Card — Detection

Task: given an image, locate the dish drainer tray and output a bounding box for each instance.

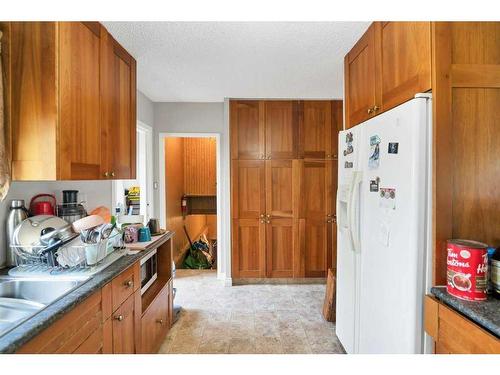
[10,232,122,271]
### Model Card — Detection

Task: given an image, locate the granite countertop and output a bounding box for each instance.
[0,231,174,354]
[431,286,500,338]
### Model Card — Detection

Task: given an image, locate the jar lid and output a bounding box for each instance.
[448,239,489,249]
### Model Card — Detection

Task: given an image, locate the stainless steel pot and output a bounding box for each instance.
[12,215,76,254]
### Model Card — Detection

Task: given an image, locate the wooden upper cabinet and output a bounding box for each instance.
[379,22,431,112]
[264,101,298,159]
[100,28,137,180]
[344,23,380,129]
[9,21,136,181]
[10,22,58,180]
[299,101,333,159]
[344,21,432,128]
[230,100,265,160]
[58,22,102,180]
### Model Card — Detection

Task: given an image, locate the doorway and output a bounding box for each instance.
[159,133,221,275]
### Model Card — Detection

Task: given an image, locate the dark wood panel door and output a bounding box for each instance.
[344,23,380,128]
[380,22,432,112]
[265,159,299,219]
[232,218,266,278]
[230,100,265,160]
[111,291,138,354]
[100,28,137,180]
[231,160,266,219]
[140,284,169,353]
[58,22,102,180]
[299,160,333,278]
[299,101,333,159]
[264,101,299,159]
[266,218,297,278]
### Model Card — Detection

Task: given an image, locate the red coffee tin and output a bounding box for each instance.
[447,239,488,301]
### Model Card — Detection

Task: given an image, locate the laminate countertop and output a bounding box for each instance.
[0,231,174,354]
[431,286,500,338]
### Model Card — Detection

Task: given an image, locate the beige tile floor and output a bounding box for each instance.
[158,270,345,354]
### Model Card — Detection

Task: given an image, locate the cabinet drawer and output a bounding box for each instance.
[141,283,169,353]
[111,262,140,311]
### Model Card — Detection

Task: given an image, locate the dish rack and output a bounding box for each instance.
[10,232,122,275]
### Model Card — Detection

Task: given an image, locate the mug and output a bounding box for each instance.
[138,227,152,242]
[148,218,161,234]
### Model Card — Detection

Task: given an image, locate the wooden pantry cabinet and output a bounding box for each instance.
[230,100,342,279]
[344,22,432,128]
[7,21,136,181]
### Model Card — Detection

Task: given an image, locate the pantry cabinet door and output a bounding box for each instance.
[266,218,297,278]
[265,159,300,219]
[100,29,137,180]
[232,219,266,278]
[299,160,333,277]
[344,23,380,129]
[58,22,102,180]
[231,160,266,219]
[380,22,432,112]
[230,100,265,160]
[299,101,333,159]
[264,101,299,159]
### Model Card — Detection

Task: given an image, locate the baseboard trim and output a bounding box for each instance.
[232,278,326,285]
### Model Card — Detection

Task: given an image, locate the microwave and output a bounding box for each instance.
[140,249,158,294]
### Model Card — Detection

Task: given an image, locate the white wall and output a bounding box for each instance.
[153,101,231,283]
[137,90,155,127]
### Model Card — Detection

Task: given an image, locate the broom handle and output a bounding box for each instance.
[183,225,194,249]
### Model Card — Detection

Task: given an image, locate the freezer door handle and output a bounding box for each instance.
[349,171,362,253]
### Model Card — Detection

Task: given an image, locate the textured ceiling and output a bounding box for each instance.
[102,22,370,102]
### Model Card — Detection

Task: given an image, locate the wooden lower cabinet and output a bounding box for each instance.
[110,290,141,354]
[140,283,170,353]
[232,218,266,278]
[16,291,105,354]
[424,295,500,354]
[266,218,297,278]
[16,260,173,354]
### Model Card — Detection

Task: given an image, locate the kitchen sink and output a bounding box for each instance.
[0,277,87,338]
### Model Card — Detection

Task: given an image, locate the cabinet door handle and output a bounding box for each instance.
[260,154,265,159]
[266,155,271,160]
[367,108,374,114]
[111,171,115,177]
[114,315,124,321]
[260,214,265,218]
[124,280,133,288]
[103,172,109,177]
[156,319,164,324]
[373,105,380,112]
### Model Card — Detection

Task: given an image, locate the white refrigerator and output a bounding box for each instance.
[336,94,433,354]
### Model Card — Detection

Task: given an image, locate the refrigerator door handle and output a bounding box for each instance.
[349,171,362,253]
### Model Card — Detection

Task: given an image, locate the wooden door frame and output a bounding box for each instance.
[158,132,223,278]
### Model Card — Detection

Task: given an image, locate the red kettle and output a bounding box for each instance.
[29,194,57,216]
